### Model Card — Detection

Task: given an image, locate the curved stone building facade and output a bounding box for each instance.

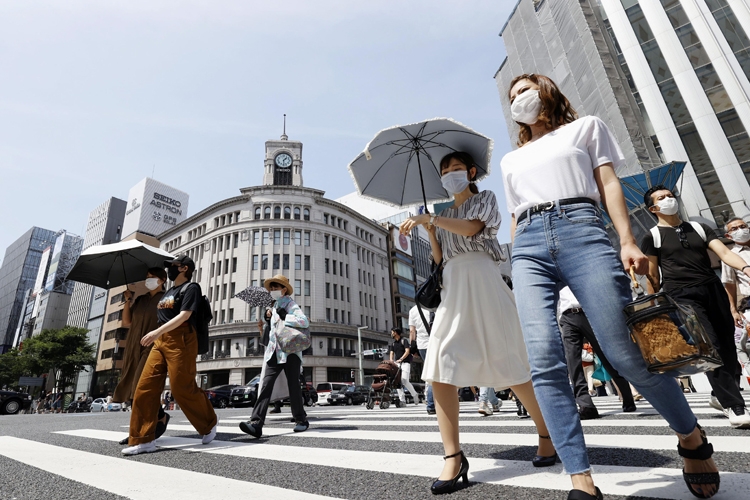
[158,135,392,388]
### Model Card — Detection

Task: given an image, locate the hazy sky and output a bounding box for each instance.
[0,1,517,265]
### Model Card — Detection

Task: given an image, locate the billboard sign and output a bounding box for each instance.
[44,235,65,291]
[33,246,52,294]
[122,178,190,238]
[391,227,412,256]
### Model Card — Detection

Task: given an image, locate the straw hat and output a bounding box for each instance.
[264,274,293,295]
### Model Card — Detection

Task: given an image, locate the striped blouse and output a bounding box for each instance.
[436,190,506,265]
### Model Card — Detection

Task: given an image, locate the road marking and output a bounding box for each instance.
[209,418,738,429]
[0,436,333,499]
[148,425,749,453]
[51,429,750,499]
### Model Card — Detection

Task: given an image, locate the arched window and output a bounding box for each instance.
[254,207,261,220]
[294,207,301,220]
[284,207,291,219]
[303,208,310,221]
[264,207,271,219]
[274,206,281,219]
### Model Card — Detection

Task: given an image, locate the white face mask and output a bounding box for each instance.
[270,290,283,300]
[441,171,471,195]
[655,197,679,216]
[144,278,161,290]
[730,227,750,244]
[511,89,542,125]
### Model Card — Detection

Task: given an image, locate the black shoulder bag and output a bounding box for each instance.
[415,261,443,335]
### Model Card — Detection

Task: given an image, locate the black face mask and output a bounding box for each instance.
[167,267,181,281]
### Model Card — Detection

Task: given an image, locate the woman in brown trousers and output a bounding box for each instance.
[112,267,170,445]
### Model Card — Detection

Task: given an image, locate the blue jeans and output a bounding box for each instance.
[512,202,698,474]
[419,349,435,410]
[478,387,499,405]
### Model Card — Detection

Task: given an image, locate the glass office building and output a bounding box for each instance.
[0,227,57,353]
[497,0,750,229]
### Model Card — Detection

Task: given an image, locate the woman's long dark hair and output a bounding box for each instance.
[508,73,577,147]
[439,152,479,194]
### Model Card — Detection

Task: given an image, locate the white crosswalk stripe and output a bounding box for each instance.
[2,392,750,499]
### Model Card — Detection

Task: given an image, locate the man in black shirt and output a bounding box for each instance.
[641,186,750,428]
[123,255,218,455]
[389,328,419,405]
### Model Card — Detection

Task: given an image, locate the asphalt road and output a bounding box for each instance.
[1,393,749,500]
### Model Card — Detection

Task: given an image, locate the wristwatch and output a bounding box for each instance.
[429,214,438,226]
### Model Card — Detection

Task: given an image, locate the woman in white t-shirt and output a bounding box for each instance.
[502,73,720,500]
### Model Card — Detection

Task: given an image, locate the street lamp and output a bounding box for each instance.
[357,326,366,386]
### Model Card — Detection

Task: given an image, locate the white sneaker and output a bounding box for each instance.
[723,406,750,429]
[121,441,156,456]
[493,400,502,411]
[478,401,492,416]
[202,419,218,444]
[708,395,723,412]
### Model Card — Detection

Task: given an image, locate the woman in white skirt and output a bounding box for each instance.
[400,152,554,495]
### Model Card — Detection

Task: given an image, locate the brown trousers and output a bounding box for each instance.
[128,323,216,445]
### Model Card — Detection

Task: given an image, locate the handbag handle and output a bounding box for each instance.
[629,266,643,296]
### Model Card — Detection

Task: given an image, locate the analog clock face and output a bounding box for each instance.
[275,153,293,168]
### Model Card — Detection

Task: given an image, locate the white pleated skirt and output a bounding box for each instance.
[421,251,532,388]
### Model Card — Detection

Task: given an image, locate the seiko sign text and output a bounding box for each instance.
[150,193,183,215]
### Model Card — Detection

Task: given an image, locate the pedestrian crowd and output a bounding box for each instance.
[28,71,750,500]
[397,73,750,499]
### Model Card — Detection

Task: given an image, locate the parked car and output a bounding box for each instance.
[0,390,32,415]
[205,384,240,408]
[328,385,369,406]
[90,398,107,412]
[230,376,260,408]
[403,383,425,404]
[280,381,318,407]
[458,387,476,402]
[316,382,352,405]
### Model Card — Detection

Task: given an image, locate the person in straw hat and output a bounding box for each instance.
[239,274,311,438]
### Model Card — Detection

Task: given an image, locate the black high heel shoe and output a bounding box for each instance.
[568,487,603,499]
[532,434,558,467]
[431,450,469,495]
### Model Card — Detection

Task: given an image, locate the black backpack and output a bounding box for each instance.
[178,282,212,355]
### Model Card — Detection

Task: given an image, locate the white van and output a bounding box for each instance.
[316,382,352,405]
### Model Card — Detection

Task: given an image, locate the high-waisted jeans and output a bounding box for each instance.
[511,202,698,474]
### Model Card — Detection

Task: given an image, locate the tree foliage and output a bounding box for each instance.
[0,348,30,389]
[20,326,96,392]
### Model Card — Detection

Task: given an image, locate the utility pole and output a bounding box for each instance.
[357,326,366,386]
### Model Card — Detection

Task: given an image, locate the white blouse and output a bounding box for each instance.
[500,116,625,220]
[436,190,506,265]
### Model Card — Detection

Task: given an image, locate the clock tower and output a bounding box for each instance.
[263,118,303,187]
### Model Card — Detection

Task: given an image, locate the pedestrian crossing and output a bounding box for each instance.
[2,393,750,499]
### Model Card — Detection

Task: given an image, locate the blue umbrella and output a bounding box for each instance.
[601,161,687,225]
[619,161,687,211]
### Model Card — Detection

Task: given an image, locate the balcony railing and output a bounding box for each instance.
[344,349,355,357]
[215,350,231,359]
[327,348,343,357]
[245,347,264,357]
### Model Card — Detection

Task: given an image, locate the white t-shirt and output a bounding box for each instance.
[408,305,430,350]
[500,116,626,219]
[721,245,750,297]
[556,286,581,320]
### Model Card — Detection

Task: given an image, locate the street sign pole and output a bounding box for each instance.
[357,326,366,386]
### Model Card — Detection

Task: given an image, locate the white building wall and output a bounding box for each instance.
[158,186,392,387]
[602,0,711,220]
[638,0,750,219]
